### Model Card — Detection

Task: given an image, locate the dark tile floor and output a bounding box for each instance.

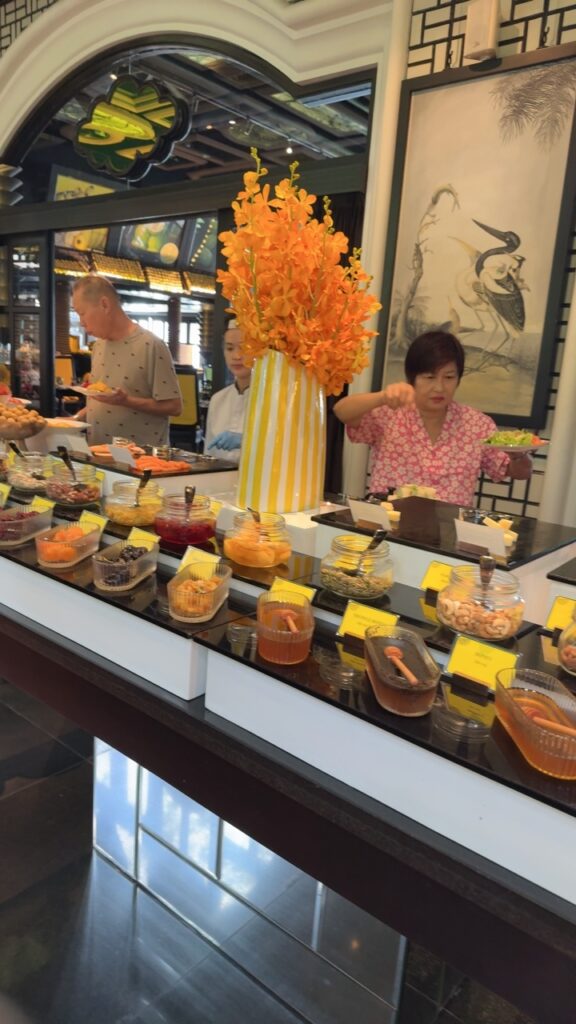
[0,678,538,1024]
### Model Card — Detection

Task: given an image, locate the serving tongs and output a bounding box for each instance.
[343,527,387,577]
[184,485,196,521]
[57,445,84,490]
[9,440,45,481]
[135,469,152,506]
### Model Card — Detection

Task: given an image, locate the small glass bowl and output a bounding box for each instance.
[93,540,159,593]
[495,668,576,779]
[167,562,232,623]
[0,506,53,548]
[36,523,101,568]
[364,625,440,717]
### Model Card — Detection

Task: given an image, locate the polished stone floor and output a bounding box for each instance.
[0,678,536,1024]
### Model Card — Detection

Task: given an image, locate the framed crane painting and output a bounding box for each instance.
[377,45,576,429]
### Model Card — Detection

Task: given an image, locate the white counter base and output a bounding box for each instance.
[1,557,207,700]
[205,649,576,906]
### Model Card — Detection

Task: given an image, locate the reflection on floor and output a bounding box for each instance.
[0,678,536,1024]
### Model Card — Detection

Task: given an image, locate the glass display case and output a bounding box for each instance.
[4,236,54,414]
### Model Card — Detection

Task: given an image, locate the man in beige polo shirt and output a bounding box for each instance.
[71,275,182,445]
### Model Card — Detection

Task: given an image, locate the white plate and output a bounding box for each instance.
[483,442,548,454]
[43,418,88,430]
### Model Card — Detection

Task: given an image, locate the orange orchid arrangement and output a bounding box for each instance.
[217,150,381,396]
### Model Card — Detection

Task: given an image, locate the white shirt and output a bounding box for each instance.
[204,383,249,464]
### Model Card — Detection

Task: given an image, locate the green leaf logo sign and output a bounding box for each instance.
[74,75,191,181]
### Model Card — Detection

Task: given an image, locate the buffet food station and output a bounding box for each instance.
[1,431,576,1021]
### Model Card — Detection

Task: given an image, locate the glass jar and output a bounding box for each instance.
[46,461,102,505]
[557,611,576,676]
[319,534,394,601]
[154,494,216,552]
[104,480,164,527]
[222,512,292,568]
[7,451,49,492]
[436,564,525,642]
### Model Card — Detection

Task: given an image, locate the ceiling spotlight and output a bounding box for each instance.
[110,73,118,81]
[286,143,293,154]
[206,123,213,130]
[228,118,236,125]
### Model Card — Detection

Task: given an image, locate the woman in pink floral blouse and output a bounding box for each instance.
[333,331,532,505]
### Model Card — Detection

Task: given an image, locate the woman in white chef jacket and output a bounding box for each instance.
[204,319,252,464]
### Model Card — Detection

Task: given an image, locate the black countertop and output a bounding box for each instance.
[312,497,576,569]
[194,613,576,819]
[66,448,234,477]
[548,557,576,585]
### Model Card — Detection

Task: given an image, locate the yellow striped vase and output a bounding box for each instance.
[237,349,326,513]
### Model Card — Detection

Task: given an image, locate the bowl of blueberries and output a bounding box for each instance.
[92,540,159,593]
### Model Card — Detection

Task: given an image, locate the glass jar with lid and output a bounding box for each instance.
[319,533,393,600]
[222,512,292,568]
[104,479,164,527]
[153,493,216,552]
[436,564,524,641]
[7,451,49,493]
[46,461,102,505]
[557,610,576,676]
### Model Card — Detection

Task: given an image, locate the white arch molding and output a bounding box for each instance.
[0,0,411,497]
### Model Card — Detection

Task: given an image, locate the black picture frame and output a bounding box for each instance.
[375,44,576,430]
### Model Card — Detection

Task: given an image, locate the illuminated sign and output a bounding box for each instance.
[74,75,190,181]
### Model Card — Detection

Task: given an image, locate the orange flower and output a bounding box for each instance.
[217,150,381,396]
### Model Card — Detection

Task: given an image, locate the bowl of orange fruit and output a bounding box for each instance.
[35,522,101,568]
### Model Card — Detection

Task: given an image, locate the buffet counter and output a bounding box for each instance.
[0,502,575,1022]
[312,498,576,625]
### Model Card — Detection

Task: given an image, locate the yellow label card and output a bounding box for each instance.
[540,633,560,667]
[94,469,106,483]
[30,496,55,512]
[270,578,316,603]
[420,560,453,594]
[6,449,15,467]
[443,685,496,727]
[0,482,11,507]
[127,527,159,551]
[209,499,223,517]
[79,510,108,535]
[335,642,366,673]
[418,596,440,625]
[545,596,576,632]
[446,635,518,691]
[336,601,398,640]
[179,545,221,573]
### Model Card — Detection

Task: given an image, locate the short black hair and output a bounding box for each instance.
[404,331,465,385]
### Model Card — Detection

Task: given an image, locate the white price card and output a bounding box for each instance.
[453,517,506,557]
[347,498,391,530]
[109,444,136,467]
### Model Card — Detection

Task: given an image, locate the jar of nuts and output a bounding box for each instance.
[436,565,525,642]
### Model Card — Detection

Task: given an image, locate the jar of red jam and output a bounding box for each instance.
[153,493,216,552]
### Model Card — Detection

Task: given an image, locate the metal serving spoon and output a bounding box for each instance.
[135,468,152,506]
[345,527,387,577]
[57,445,83,491]
[479,554,496,609]
[184,485,196,521]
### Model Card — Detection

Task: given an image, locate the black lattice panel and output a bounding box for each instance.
[409,0,576,516]
[0,0,57,55]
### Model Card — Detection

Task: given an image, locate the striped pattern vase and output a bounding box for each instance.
[237,349,326,513]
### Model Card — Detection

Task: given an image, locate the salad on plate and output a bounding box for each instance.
[483,430,548,453]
